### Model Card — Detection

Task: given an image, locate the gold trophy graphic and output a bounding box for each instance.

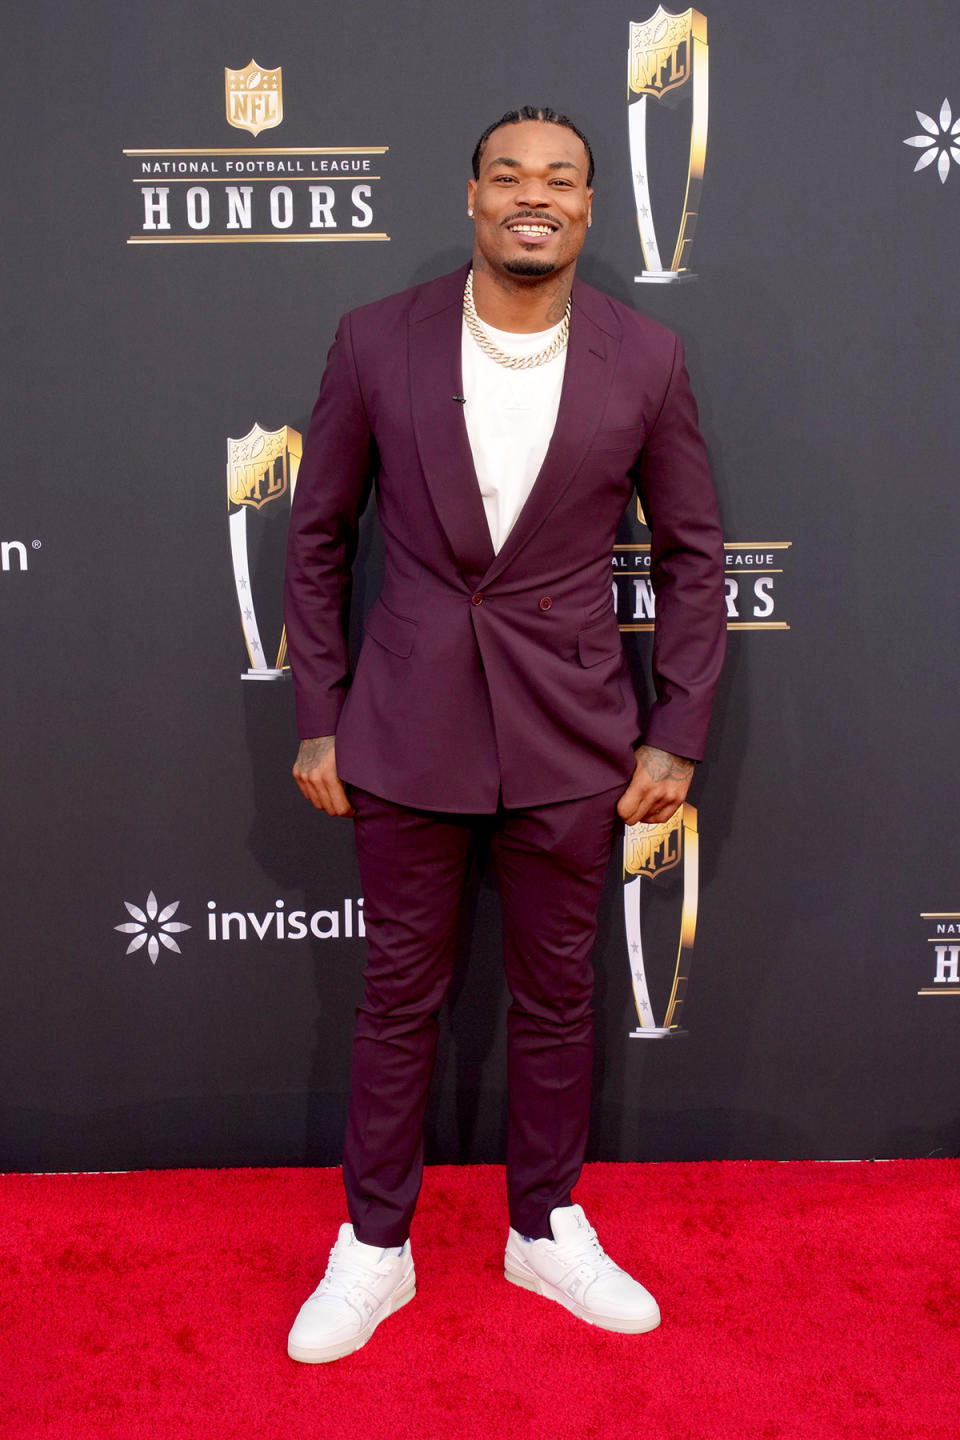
[628,7,708,283]
[623,803,699,1037]
[227,423,301,680]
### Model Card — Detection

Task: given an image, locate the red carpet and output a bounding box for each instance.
[1,1160,957,1439]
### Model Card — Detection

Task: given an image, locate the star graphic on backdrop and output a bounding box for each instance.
[630,940,640,954]
[904,98,960,183]
[115,892,190,965]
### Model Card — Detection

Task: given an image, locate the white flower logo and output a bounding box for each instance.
[115,891,191,964]
[904,99,960,183]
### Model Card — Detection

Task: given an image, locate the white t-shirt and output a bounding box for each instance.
[461,314,567,553]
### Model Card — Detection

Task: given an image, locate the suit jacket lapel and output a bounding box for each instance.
[478,279,620,589]
[409,265,495,583]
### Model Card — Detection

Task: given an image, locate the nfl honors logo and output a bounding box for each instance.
[126,58,388,244]
[225,60,283,137]
[919,913,960,996]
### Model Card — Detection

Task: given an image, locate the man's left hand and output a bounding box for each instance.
[617,745,695,826]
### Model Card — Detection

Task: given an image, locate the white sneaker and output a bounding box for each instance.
[287,1223,416,1363]
[504,1204,661,1334]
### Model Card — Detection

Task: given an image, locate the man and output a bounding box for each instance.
[283,106,725,1363]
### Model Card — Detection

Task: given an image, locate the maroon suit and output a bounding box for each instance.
[285,264,725,1243]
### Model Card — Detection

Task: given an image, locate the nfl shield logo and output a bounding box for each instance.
[225,60,283,137]
[227,423,300,511]
[624,808,684,879]
[629,7,696,103]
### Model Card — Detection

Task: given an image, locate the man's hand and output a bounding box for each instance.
[292,736,356,817]
[617,745,694,827]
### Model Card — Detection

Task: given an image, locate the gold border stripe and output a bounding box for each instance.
[918,988,960,995]
[614,542,793,551]
[615,568,783,575]
[619,622,790,632]
[127,233,390,244]
[124,146,388,156]
[131,176,381,183]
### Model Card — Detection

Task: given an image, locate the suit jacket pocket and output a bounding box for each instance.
[364,599,416,658]
[578,614,623,668]
[592,422,647,453]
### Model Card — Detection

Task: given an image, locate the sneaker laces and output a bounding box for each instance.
[551,1222,621,1278]
[314,1239,388,1300]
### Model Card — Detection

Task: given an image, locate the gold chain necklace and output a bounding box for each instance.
[462,268,570,371]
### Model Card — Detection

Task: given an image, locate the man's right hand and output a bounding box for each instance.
[292,736,356,817]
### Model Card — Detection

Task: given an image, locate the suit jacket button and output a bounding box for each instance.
[539,596,552,611]
[471,592,484,606]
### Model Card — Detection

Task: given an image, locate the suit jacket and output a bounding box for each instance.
[284,263,725,812]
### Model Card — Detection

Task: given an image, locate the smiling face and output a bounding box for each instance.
[467,120,593,283]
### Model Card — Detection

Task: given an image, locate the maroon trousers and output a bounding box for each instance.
[342,783,622,1246]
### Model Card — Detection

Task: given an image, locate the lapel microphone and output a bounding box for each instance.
[452,394,466,404]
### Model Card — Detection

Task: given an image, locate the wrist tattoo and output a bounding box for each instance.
[636,745,694,783]
[298,735,334,769]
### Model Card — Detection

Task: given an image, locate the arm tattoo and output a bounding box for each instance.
[636,745,694,782]
[297,735,334,769]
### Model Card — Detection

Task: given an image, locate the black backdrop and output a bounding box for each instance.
[2,0,958,1172]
